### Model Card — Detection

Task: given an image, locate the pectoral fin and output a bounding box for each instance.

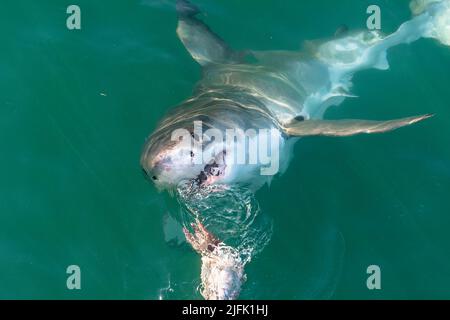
[176,0,242,66]
[283,114,433,137]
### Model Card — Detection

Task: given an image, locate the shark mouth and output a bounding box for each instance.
[195,151,227,186]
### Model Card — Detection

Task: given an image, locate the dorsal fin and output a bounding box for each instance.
[176,0,200,17]
[176,0,241,66]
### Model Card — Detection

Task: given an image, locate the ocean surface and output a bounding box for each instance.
[1,0,450,299]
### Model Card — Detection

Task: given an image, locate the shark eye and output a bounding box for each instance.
[152,176,158,181]
[190,151,194,157]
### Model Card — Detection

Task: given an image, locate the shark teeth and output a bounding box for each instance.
[195,152,227,186]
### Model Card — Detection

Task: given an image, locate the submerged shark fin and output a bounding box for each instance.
[283,114,433,137]
[176,0,242,66]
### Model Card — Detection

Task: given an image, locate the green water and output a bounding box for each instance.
[1,0,450,299]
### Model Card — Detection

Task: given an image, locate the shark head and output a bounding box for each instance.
[140,122,228,191]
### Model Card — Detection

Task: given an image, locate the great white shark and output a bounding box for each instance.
[141,0,450,300]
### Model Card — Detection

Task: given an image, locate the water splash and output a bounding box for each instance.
[175,182,273,299]
[176,182,273,262]
[158,273,174,300]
